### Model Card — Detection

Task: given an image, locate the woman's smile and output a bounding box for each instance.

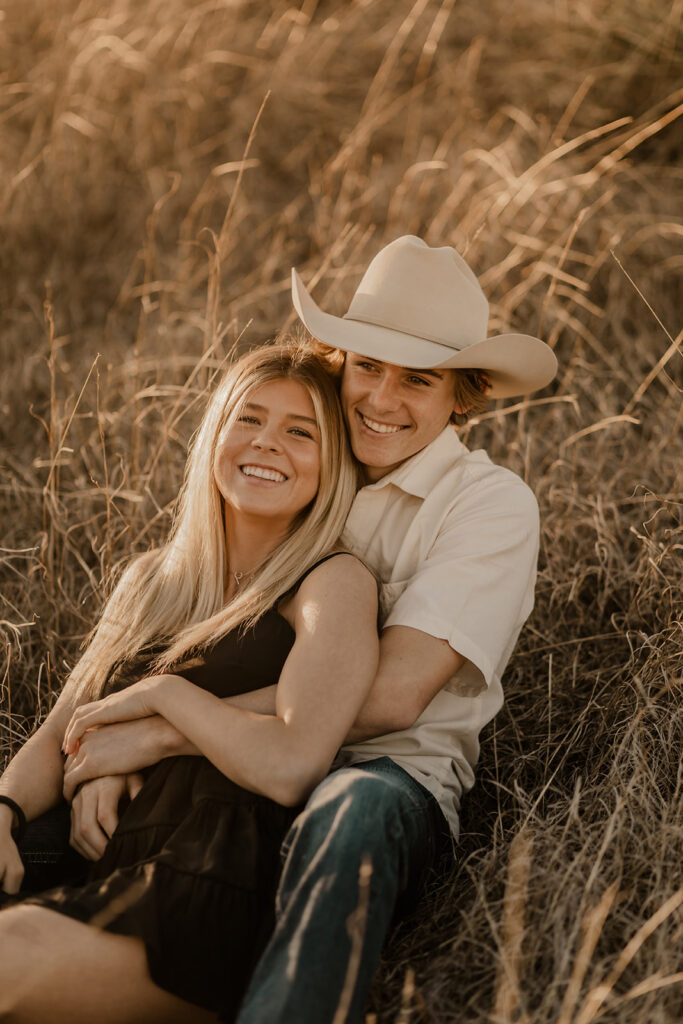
[238,463,289,483]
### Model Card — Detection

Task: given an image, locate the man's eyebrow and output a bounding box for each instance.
[244,402,319,426]
[406,368,445,380]
[352,356,445,380]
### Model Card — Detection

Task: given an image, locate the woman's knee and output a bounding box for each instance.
[0,907,43,1018]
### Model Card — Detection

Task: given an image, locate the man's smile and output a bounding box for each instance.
[357,411,408,435]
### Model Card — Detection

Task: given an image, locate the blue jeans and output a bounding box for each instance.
[235,757,452,1024]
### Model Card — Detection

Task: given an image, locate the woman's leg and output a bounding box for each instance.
[0,904,219,1024]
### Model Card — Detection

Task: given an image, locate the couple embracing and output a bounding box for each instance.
[0,235,557,1023]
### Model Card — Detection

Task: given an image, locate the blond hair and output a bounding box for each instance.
[70,340,358,700]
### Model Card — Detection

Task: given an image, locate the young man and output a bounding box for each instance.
[57,237,557,1021]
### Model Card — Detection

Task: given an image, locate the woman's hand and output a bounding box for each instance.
[63,676,167,755]
[0,813,24,895]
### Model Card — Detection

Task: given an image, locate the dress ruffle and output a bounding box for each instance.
[27,757,297,1015]
[21,608,301,1017]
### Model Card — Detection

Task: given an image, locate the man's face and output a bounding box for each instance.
[340,355,457,482]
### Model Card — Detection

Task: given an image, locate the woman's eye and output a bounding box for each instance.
[357,361,378,372]
[237,415,259,424]
[289,428,314,439]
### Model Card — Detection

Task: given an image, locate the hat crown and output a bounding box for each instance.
[344,235,490,350]
[291,234,558,398]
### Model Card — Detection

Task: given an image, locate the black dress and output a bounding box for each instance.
[25,606,302,1019]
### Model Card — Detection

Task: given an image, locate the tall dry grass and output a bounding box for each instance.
[1,0,681,1020]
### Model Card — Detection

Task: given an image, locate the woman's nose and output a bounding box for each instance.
[251,431,280,452]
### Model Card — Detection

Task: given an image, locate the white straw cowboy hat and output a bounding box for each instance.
[292,235,558,398]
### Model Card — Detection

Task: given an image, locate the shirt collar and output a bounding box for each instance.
[358,426,469,500]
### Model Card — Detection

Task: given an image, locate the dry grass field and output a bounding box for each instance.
[1,0,681,1021]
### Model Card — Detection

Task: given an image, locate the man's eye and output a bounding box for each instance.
[357,361,379,372]
[406,376,430,386]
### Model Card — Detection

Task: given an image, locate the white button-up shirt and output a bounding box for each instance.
[338,426,539,836]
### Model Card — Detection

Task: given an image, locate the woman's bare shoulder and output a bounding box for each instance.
[279,553,378,628]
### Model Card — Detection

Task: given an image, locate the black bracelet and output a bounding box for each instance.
[0,795,27,842]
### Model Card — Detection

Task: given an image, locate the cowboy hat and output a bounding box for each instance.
[291,235,558,398]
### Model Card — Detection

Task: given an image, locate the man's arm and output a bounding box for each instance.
[344,625,464,741]
[69,773,144,861]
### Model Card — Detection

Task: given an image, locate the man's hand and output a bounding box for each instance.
[62,716,192,801]
[69,774,143,861]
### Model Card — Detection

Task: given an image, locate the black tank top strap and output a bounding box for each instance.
[295,550,354,589]
[295,551,380,593]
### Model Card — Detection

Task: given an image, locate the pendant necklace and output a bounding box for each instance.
[233,570,254,589]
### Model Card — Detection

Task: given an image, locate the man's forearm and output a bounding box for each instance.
[344,689,409,743]
[344,626,466,744]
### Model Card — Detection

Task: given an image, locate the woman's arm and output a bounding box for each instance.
[62,685,280,800]
[0,681,83,892]
[0,683,83,821]
[65,555,379,807]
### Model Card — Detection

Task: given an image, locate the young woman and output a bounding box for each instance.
[0,342,379,1023]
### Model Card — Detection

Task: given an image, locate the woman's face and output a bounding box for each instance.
[214,378,322,530]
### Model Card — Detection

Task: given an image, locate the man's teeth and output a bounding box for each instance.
[241,465,287,482]
[360,413,404,434]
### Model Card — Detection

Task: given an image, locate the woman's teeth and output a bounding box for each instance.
[360,413,404,434]
[240,465,287,482]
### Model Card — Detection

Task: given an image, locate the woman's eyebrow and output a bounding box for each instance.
[244,402,318,426]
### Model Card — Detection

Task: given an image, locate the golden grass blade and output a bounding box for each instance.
[42,355,100,498]
[572,889,683,1024]
[490,827,534,1024]
[590,96,683,178]
[333,854,373,1024]
[555,883,619,1024]
[560,416,641,452]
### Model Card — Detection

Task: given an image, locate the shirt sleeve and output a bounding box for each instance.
[383,470,540,691]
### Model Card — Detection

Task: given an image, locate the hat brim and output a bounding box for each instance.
[292,269,557,399]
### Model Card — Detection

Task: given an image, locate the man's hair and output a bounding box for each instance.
[69,339,357,701]
[450,370,490,424]
[305,334,490,424]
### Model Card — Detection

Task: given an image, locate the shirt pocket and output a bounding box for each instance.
[379,579,411,624]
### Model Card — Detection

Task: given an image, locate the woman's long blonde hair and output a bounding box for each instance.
[70,340,358,700]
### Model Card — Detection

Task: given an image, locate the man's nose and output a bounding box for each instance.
[370,374,402,411]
